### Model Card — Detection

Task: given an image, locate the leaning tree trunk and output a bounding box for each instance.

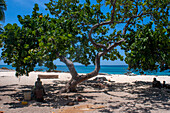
[58,53,101,94]
[57,39,125,94]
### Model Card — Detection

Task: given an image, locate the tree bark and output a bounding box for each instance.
[58,53,102,94]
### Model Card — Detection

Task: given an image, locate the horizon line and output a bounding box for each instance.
[0,64,128,66]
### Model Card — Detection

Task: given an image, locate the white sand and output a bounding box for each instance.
[0,71,170,113]
[1,71,169,85]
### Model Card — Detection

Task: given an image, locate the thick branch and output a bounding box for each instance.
[89,20,125,49]
[111,0,117,21]
[79,52,102,81]
[123,12,151,35]
[107,39,125,52]
[79,39,125,81]
[88,21,111,49]
[57,54,78,79]
[135,0,138,15]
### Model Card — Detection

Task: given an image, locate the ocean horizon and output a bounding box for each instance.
[0,65,169,76]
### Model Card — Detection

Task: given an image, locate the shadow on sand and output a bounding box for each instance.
[1,80,170,112]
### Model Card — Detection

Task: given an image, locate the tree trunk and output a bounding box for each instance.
[58,53,102,94]
[59,72,99,94]
[59,78,78,93]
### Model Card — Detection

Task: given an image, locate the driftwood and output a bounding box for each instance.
[38,74,59,79]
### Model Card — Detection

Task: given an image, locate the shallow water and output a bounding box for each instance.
[0,65,169,76]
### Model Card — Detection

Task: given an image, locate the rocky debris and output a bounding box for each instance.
[92,83,106,89]
[75,96,87,102]
[46,70,63,73]
[35,69,44,72]
[66,102,75,106]
[124,72,137,76]
[98,73,107,75]
[0,67,15,72]
[1,67,9,70]
[93,77,108,82]
[76,96,83,102]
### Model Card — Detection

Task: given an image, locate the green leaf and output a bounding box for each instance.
[68,34,72,37]
[96,0,102,3]
[24,44,29,49]
[105,1,110,6]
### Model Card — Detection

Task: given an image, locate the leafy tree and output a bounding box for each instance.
[0,0,6,21]
[0,0,169,93]
[124,22,170,73]
[0,0,7,32]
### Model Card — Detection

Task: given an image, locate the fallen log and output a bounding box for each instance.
[38,74,59,79]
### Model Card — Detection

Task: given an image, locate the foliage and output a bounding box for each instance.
[0,0,6,21]
[0,0,169,76]
[0,0,7,33]
[124,22,170,72]
[45,0,123,62]
[0,1,107,76]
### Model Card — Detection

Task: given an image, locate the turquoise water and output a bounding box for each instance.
[0,65,169,76]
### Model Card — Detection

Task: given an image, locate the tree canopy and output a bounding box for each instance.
[0,0,6,21]
[124,22,170,73]
[0,0,169,77]
[0,0,7,32]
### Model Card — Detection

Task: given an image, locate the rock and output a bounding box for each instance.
[1,67,9,69]
[94,77,108,82]
[36,69,44,71]
[46,70,62,72]
[124,72,137,76]
[77,96,83,102]
[98,73,107,75]
[0,67,14,72]
[93,83,106,89]
[21,101,28,105]
[66,102,74,106]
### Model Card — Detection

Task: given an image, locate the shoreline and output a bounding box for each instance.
[0,69,169,76]
[0,65,169,76]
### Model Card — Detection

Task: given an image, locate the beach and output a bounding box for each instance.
[0,71,170,113]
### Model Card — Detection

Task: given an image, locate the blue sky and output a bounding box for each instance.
[0,0,127,65]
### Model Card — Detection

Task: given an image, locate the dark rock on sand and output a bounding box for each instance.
[0,67,15,72]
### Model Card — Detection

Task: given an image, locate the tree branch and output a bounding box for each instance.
[79,52,102,81]
[57,53,78,79]
[88,21,111,49]
[79,39,125,81]
[88,20,125,49]
[107,39,125,52]
[77,39,125,82]
[111,0,117,21]
[123,12,151,35]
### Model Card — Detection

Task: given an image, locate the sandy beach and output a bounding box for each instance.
[0,71,170,113]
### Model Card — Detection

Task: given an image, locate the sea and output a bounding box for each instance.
[0,65,169,76]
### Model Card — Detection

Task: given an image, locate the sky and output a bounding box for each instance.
[0,0,127,65]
